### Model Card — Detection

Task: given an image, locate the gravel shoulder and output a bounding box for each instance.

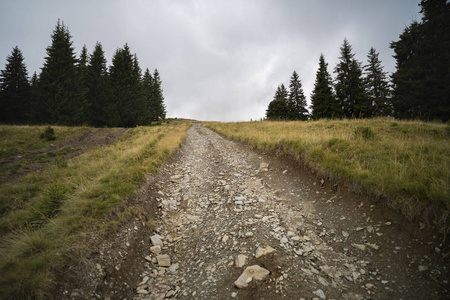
[52,123,449,299]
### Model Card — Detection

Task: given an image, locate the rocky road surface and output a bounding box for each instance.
[132,123,449,299]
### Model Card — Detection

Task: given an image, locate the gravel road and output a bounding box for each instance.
[133,123,449,300]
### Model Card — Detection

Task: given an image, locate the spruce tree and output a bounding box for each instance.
[78,44,89,123]
[390,0,450,121]
[364,48,391,117]
[311,54,336,119]
[334,39,368,118]
[36,20,84,125]
[287,71,308,120]
[86,42,111,127]
[150,69,166,121]
[109,44,144,127]
[142,68,154,124]
[0,46,31,123]
[266,84,288,120]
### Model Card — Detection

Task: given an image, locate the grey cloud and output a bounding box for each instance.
[0,0,421,121]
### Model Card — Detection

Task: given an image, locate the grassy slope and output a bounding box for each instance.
[0,121,191,299]
[0,125,91,159]
[206,119,449,227]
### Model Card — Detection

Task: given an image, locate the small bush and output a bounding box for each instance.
[354,126,375,140]
[39,126,56,141]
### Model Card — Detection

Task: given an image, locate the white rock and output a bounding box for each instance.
[150,235,163,247]
[222,234,230,243]
[235,254,248,268]
[231,292,238,298]
[150,245,162,255]
[156,254,171,267]
[351,243,366,251]
[260,163,269,169]
[418,265,428,272]
[245,232,254,237]
[234,265,270,288]
[314,289,326,299]
[301,268,313,276]
[169,263,179,273]
[342,231,349,237]
[318,276,329,286]
[255,245,276,258]
[366,243,379,250]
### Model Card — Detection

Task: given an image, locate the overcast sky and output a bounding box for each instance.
[0,0,421,122]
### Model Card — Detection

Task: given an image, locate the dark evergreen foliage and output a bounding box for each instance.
[287,71,308,120]
[1,20,167,127]
[109,44,143,127]
[35,20,84,125]
[364,48,392,117]
[144,68,166,122]
[266,84,289,120]
[390,0,450,121]
[311,54,337,119]
[0,46,31,123]
[86,42,111,127]
[334,39,368,118]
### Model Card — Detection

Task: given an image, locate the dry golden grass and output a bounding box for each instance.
[206,118,449,227]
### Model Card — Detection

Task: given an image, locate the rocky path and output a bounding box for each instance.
[134,123,449,300]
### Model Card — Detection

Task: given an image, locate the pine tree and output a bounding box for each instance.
[36,19,84,125]
[78,44,89,123]
[150,69,166,121]
[334,39,368,118]
[311,54,336,119]
[86,42,111,126]
[266,84,288,120]
[287,71,308,120]
[109,44,144,127]
[0,46,31,123]
[363,48,392,117]
[390,0,450,121]
[142,68,154,124]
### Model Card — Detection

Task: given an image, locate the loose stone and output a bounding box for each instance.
[234,265,270,288]
[156,254,171,267]
[235,254,248,268]
[255,245,276,258]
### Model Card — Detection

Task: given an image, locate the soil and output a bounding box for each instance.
[48,123,449,299]
[0,128,128,184]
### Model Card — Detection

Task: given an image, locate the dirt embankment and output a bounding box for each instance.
[50,124,449,299]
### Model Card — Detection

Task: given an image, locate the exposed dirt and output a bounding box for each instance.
[48,123,449,299]
[0,128,128,184]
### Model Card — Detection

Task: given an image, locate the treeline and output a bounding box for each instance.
[267,0,449,122]
[0,20,166,127]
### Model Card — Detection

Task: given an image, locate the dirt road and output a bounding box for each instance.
[132,123,449,299]
[53,123,449,299]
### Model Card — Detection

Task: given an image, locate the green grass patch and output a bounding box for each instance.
[0,125,90,159]
[206,118,450,228]
[0,121,191,298]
